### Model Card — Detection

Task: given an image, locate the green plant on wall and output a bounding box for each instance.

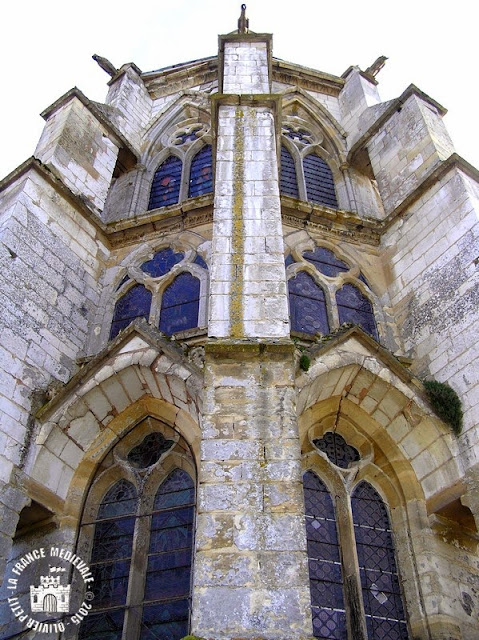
[423,379,463,435]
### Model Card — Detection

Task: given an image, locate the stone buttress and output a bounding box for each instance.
[192,25,313,639]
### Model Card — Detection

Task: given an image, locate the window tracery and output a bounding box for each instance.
[78,418,196,640]
[303,435,409,640]
[147,132,213,211]
[287,245,378,340]
[110,247,208,340]
[279,128,338,209]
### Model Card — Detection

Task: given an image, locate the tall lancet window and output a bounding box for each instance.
[303,153,338,209]
[78,418,196,640]
[303,434,410,639]
[289,271,330,336]
[304,470,347,639]
[280,145,299,198]
[351,482,408,639]
[336,284,378,340]
[148,155,183,209]
[188,144,213,198]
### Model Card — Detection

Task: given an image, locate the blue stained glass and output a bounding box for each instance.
[141,470,194,635]
[154,469,195,510]
[91,518,137,563]
[289,271,330,335]
[148,156,182,210]
[174,125,202,145]
[280,146,299,198]
[303,247,349,278]
[98,480,138,518]
[304,154,338,209]
[285,254,295,267]
[110,284,152,340]
[141,248,184,278]
[359,272,369,286]
[303,471,347,640]
[140,600,189,640]
[336,284,378,340]
[91,560,131,607]
[116,274,130,290]
[160,273,200,336]
[188,145,213,198]
[194,254,208,269]
[352,482,409,640]
[79,609,124,640]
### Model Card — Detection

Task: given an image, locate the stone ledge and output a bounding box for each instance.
[205,338,295,359]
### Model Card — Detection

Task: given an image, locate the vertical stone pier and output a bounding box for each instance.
[192,14,313,639]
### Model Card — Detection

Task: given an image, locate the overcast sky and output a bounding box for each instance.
[0,0,477,180]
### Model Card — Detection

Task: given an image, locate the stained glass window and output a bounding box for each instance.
[87,480,138,623]
[140,470,195,640]
[148,156,182,210]
[280,146,299,198]
[141,248,184,278]
[304,154,338,209]
[313,432,360,469]
[289,271,330,335]
[304,471,347,639]
[110,284,152,340]
[189,145,213,198]
[194,254,208,269]
[303,247,349,278]
[336,284,378,340]
[160,273,200,336]
[351,482,409,640]
[127,433,174,469]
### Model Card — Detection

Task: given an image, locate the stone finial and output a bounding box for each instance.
[92,54,118,77]
[238,4,249,33]
[364,55,388,79]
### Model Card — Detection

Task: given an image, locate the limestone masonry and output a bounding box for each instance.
[0,6,478,640]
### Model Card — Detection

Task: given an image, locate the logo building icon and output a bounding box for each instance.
[30,567,71,613]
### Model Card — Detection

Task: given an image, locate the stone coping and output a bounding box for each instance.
[348,83,447,165]
[39,87,139,161]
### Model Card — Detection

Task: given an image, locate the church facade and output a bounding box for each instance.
[0,7,478,639]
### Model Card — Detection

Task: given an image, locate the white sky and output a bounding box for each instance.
[0,0,477,180]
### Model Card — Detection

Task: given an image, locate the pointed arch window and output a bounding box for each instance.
[110,248,207,340]
[303,465,410,639]
[78,420,196,640]
[188,144,213,198]
[289,271,330,336]
[79,480,138,638]
[110,284,152,340]
[336,284,378,340]
[159,272,200,336]
[351,483,408,639]
[280,145,299,198]
[287,245,379,340]
[148,155,182,209]
[304,471,347,639]
[303,153,338,209]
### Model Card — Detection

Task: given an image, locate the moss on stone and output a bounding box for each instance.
[423,379,463,435]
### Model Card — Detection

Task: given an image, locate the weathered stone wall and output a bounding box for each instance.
[0,168,108,574]
[384,166,479,464]
[366,93,455,215]
[105,65,152,153]
[35,96,121,213]
[193,343,312,639]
